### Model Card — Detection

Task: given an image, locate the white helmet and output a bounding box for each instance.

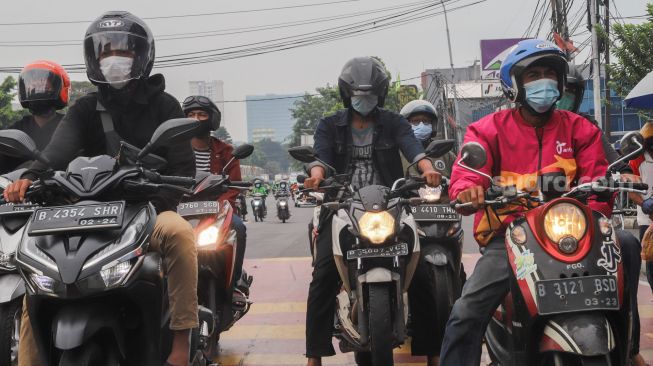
[400,100,437,121]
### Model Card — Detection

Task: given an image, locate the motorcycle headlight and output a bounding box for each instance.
[544,203,587,251]
[418,187,442,203]
[253,201,260,206]
[30,273,56,293]
[198,226,219,247]
[279,201,287,207]
[358,211,395,245]
[100,261,132,288]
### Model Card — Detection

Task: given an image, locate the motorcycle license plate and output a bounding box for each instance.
[0,202,39,216]
[535,275,619,315]
[28,201,124,235]
[347,243,409,260]
[177,201,219,217]
[411,204,460,222]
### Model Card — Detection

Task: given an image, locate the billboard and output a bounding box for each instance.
[480,38,527,80]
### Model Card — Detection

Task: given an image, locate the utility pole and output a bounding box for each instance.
[441,0,455,141]
[589,0,603,128]
[603,0,611,138]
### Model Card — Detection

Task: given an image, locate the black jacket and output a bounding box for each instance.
[312,108,425,187]
[579,112,632,174]
[0,113,63,174]
[25,74,193,179]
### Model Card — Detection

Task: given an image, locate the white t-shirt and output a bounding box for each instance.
[637,151,653,226]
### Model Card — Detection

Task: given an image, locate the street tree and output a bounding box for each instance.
[214,126,233,144]
[0,76,29,128]
[69,81,96,107]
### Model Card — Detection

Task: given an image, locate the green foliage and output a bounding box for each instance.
[0,76,29,128]
[242,138,290,174]
[68,81,96,107]
[214,126,233,144]
[602,4,653,98]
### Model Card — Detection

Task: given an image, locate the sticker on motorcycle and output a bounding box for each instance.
[434,160,446,171]
[597,240,622,274]
[514,248,538,280]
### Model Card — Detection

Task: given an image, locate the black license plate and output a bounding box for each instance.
[536,275,619,315]
[347,243,409,260]
[28,201,124,235]
[411,204,460,221]
[0,203,39,216]
[177,201,219,217]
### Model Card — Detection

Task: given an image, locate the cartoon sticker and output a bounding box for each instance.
[597,240,622,273]
[514,249,538,280]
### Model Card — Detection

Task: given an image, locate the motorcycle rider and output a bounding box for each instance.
[182,95,250,303]
[5,11,198,366]
[0,60,70,173]
[399,99,459,365]
[558,65,647,366]
[302,56,441,366]
[251,178,268,215]
[439,39,637,365]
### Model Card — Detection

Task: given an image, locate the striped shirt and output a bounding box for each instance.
[194,149,211,172]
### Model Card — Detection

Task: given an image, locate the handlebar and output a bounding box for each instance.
[158,175,196,187]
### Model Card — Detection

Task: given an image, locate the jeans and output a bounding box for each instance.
[18,211,199,366]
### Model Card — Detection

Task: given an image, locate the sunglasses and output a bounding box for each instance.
[183,95,213,107]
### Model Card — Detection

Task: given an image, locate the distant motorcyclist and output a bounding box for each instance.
[558,64,646,366]
[303,56,440,366]
[5,11,198,366]
[251,179,268,214]
[0,60,70,173]
[275,179,291,198]
[182,95,250,303]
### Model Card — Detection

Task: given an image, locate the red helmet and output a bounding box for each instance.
[18,60,71,110]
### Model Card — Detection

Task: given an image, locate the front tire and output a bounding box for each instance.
[367,284,394,366]
[0,298,21,366]
[430,264,458,342]
[59,341,120,366]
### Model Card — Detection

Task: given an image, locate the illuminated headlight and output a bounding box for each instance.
[598,217,613,236]
[100,261,132,288]
[198,226,219,247]
[544,203,587,253]
[279,201,287,207]
[253,201,261,206]
[418,187,442,203]
[358,211,395,245]
[30,273,56,293]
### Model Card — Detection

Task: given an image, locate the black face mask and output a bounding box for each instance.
[194,121,212,137]
[29,101,55,116]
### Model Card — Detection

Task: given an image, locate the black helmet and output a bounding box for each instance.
[182,95,222,130]
[558,64,585,113]
[83,11,155,88]
[338,57,389,110]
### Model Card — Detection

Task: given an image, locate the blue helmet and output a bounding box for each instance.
[500,39,568,103]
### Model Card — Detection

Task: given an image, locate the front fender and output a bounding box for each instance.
[539,313,615,356]
[52,302,125,356]
[0,273,24,303]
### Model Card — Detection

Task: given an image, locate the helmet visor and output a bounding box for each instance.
[18,68,62,103]
[84,31,151,84]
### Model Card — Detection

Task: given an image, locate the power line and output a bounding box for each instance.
[0,0,360,26]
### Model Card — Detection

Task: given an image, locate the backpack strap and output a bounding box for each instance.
[96,100,122,156]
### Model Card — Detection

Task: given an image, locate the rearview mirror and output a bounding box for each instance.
[425,139,455,159]
[620,132,644,159]
[288,146,317,163]
[139,118,200,159]
[297,175,306,183]
[0,129,48,165]
[233,144,254,160]
[460,142,487,169]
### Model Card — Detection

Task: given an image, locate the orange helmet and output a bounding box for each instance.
[18,60,70,111]
[641,122,653,141]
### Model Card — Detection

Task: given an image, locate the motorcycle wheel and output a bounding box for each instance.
[367,284,394,366]
[429,265,458,342]
[354,351,372,366]
[0,298,21,366]
[282,218,286,223]
[254,214,259,222]
[540,352,611,365]
[59,341,120,366]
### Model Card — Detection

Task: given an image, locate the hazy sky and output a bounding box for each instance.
[0,0,646,141]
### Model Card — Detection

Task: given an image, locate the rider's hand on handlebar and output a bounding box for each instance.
[3,179,33,203]
[304,166,325,190]
[620,173,641,183]
[456,185,485,209]
[418,159,442,187]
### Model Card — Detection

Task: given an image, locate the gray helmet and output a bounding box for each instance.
[338,57,389,108]
[182,95,222,130]
[400,100,437,121]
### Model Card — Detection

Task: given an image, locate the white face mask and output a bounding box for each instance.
[99,56,134,89]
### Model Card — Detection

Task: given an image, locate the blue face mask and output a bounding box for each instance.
[524,78,560,113]
[412,122,433,141]
[351,95,378,116]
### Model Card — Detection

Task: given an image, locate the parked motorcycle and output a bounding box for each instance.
[178,144,255,359]
[0,119,209,366]
[288,141,444,366]
[0,169,36,366]
[453,132,647,365]
[251,193,267,222]
[276,192,291,223]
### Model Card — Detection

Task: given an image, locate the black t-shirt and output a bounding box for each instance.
[0,113,63,174]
